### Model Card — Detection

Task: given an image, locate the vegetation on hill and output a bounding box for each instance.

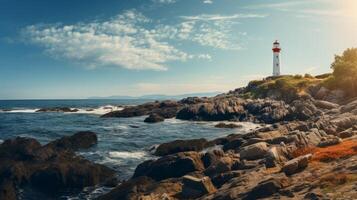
[233,48,357,102]
[324,48,357,97]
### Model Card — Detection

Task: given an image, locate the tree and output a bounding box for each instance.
[330,48,357,97]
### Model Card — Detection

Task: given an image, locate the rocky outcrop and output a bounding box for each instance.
[144,113,165,123]
[239,142,270,160]
[154,138,209,156]
[214,122,243,129]
[133,151,204,181]
[101,100,182,118]
[182,175,217,198]
[36,107,79,112]
[282,154,311,175]
[0,132,115,200]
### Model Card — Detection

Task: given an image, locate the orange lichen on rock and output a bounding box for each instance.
[291,140,357,162]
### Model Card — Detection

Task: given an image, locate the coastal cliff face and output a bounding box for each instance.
[2,72,357,199]
[94,73,357,200]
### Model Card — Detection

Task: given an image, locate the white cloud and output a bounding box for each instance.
[23,10,265,70]
[203,0,213,4]
[176,14,265,50]
[23,11,198,71]
[152,0,177,4]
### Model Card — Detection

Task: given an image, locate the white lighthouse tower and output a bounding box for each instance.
[272,40,281,76]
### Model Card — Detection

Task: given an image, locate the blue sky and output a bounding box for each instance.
[1,0,357,99]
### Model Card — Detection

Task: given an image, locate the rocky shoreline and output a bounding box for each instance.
[2,82,357,199]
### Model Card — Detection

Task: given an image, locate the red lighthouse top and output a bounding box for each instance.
[272,40,281,53]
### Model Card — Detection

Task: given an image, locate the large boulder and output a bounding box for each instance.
[0,132,115,199]
[243,177,285,200]
[154,138,209,156]
[282,154,311,175]
[144,113,165,123]
[314,100,339,110]
[102,100,182,119]
[133,151,204,181]
[239,142,270,160]
[182,175,217,198]
[318,136,342,147]
[45,131,98,151]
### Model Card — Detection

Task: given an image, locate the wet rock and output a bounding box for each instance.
[0,132,115,199]
[96,176,156,200]
[144,113,165,123]
[0,180,16,200]
[239,142,269,160]
[133,151,204,181]
[181,175,217,198]
[36,107,78,112]
[154,138,208,156]
[215,123,243,129]
[102,100,182,119]
[46,131,97,151]
[282,154,311,175]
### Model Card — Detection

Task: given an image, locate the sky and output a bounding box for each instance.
[1,0,357,99]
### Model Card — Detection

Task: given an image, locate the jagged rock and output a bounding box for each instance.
[0,133,115,199]
[102,100,182,118]
[243,177,285,200]
[133,151,204,181]
[289,99,319,120]
[182,175,217,198]
[215,123,243,129]
[341,99,357,113]
[154,138,208,156]
[46,131,97,151]
[144,113,165,123]
[222,138,244,151]
[265,146,289,168]
[232,159,261,170]
[239,142,270,160]
[176,98,246,121]
[314,87,329,100]
[204,156,234,177]
[314,100,339,109]
[337,128,355,138]
[211,171,243,188]
[331,113,357,131]
[202,149,225,168]
[282,154,311,175]
[318,136,342,147]
[96,176,156,200]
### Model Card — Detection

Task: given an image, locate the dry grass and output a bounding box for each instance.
[291,140,357,162]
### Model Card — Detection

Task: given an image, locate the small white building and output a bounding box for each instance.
[272,40,281,76]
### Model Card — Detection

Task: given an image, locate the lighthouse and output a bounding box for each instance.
[272,40,281,76]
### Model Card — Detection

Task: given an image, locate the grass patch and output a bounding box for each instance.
[242,75,325,102]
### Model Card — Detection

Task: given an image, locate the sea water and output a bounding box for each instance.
[0,99,260,199]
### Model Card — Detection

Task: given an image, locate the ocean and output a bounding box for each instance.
[0,99,259,199]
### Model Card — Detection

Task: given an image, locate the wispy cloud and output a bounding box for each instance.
[203,0,213,4]
[23,10,265,70]
[176,14,265,50]
[22,10,209,71]
[152,0,177,4]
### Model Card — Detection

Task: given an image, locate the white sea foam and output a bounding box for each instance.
[0,109,39,113]
[72,105,123,115]
[108,151,147,159]
[1,105,123,115]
